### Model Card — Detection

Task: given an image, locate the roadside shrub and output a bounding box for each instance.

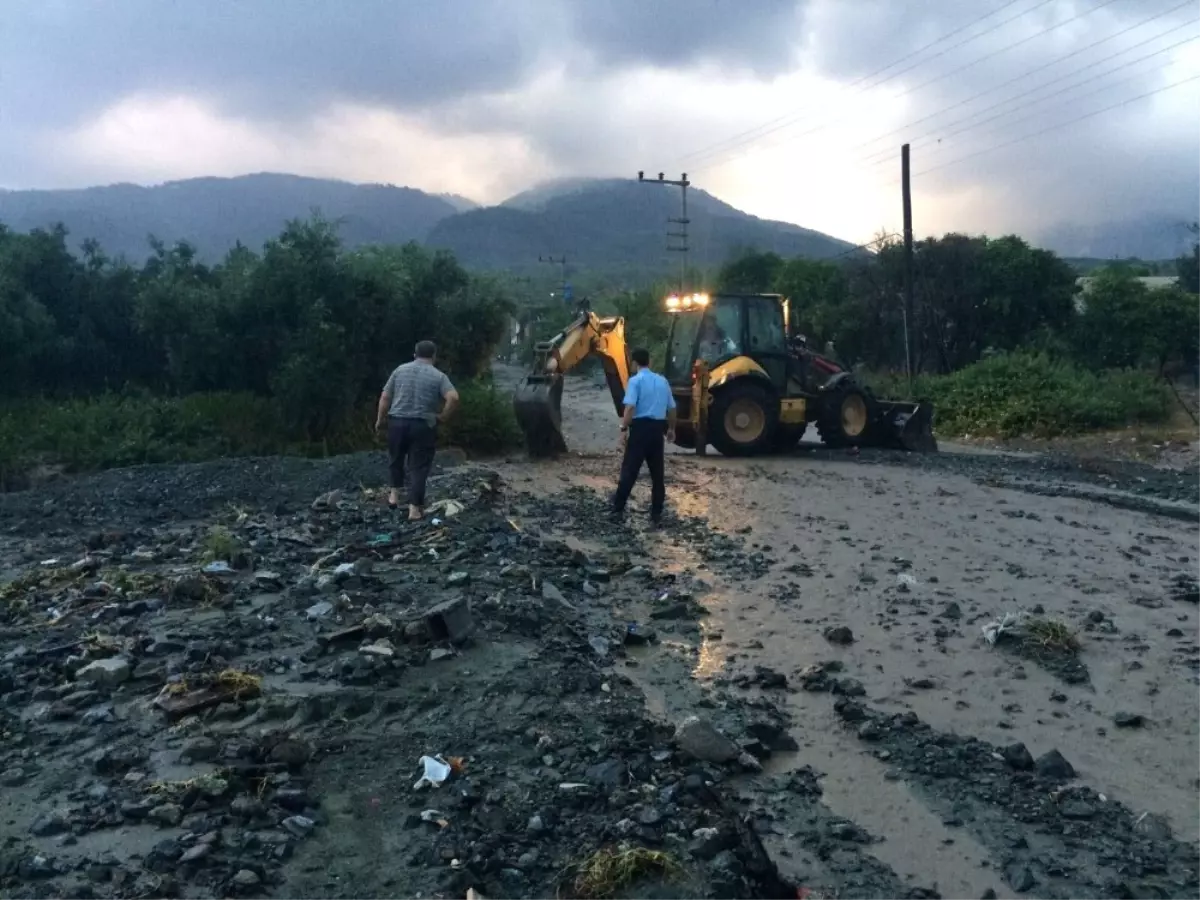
[440,381,522,456]
[867,352,1171,438]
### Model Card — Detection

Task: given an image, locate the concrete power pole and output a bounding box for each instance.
[901,144,915,386]
[637,171,690,293]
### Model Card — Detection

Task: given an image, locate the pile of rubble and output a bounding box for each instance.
[0,469,797,899]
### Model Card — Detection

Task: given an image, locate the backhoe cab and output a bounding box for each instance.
[511,292,935,458]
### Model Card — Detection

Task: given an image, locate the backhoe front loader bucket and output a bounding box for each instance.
[874,400,937,453]
[513,375,568,458]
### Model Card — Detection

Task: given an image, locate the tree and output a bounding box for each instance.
[1178,223,1199,294]
[717,250,784,293]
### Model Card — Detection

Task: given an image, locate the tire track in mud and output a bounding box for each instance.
[507,462,1199,899]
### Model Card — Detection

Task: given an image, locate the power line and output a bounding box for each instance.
[674,0,1029,167]
[689,0,1123,175]
[907,74,1200,178]
[868,31,1200,171]
[850,0,1197,166]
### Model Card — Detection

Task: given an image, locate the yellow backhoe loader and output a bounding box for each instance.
[513,293,936,458]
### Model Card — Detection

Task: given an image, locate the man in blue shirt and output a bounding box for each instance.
[611,347,677,525]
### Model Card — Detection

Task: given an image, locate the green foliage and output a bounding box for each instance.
[202,527,241,564]
[0,217,517,481]
[1177,224,1199,294]
[439,382,522,455]
[868,352,1172,438]
[716,250,784,293]
[1073,268,1198,371]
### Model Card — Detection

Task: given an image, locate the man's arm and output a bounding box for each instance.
[437,374,460,423]
[665,382,677,439]
[620,377,639,428]
[375,374,393,431]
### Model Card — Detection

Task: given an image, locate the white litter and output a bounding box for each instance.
[982,611,1022,646]
[426,499,465,518]
[413,755,452,790]
[897,573,918,587]
[333,562,356,577]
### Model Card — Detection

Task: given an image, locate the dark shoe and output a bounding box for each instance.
[609,506,625,523]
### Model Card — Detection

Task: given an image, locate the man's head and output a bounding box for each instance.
[631,348,651,373]
[414,340,437,362]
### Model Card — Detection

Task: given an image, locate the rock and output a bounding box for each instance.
[650,602,694,620]
[274,788,308,812]
[29,809,70,836]
[623,623,657,646]
[541,581,572,608]
[746,721,799,752]
[181,737,220,762]
[1086,610,1105,624]
[429,647,453,662]
[1001,742,1034,771]
[938,602,962,620]
[585,758,625,789]
[306,601,334,620]
[690,826,735,860]
[638,806,664,827]
[269,738,313,767]
[231,869,261,888]
[1035,749,1076,781]
[1113,711,1144,728]
[361,639,395,658]
[1004,863,1035,892]
[1059,798,1096,819]
[588,636,611,658]
[527,814,546,835]
[446,571,470,587]
[736,751,763,772]
[424,597,475,644]
[148,803,183,827]
[76,657,131,687]
[282,814,315,837]
[179,843,212,864]
[823,625,855,645]
[675,715,739,763]
[230,796,263,818]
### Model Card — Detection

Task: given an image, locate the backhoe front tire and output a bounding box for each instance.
[816,383,874,447]
[709,381,778,457]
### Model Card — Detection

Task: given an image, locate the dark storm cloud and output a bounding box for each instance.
[0,0,547,129]
[561,0,806,76]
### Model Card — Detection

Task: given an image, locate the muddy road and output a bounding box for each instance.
[0,369,1196,899]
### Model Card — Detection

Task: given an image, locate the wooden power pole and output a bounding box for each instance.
[637,171,690,293]
[901,143,915,385]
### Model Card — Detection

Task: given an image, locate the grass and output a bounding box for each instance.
[201,526,241,563]
[865,352,1173,439]
[567,847,684,899]
[1023,617,1080,655]
[0,381,523,488]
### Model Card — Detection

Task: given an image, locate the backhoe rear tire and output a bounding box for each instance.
[817,383,874,447]
[709,381,778,457]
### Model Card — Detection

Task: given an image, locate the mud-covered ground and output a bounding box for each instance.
[0,370,1197,899]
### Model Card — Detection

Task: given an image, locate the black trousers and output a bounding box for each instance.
[387,417,437,506]
[612,419,667,518]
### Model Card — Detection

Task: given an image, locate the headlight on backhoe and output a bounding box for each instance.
[665,295,681,311]
[665,293,709,311]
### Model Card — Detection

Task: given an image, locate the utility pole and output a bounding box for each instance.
[901,144,915,386]
[538,255,569,303]
[637,171,690,293]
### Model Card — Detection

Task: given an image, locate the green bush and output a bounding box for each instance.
[440,382,522,456]
[0,382,522,486]
[866,352,1171,438]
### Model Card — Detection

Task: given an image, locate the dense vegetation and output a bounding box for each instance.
[0,217,517,487]
[715,231,1199,439]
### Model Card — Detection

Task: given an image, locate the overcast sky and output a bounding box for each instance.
[1,0,1197,244]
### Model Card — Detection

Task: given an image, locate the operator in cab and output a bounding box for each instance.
[611,348,676,526]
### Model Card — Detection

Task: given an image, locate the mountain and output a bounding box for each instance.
[0,173,856,272]
[0,173,460,262]
[1038,214,1196,261]
[427,178,857,273]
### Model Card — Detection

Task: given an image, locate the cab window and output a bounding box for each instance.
[697,300,744,365]
[746,297,786,354]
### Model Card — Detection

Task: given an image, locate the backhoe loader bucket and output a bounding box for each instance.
[513,375,568,458]
[874,400,937,453]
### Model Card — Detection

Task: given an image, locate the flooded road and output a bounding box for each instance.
[497,366,1200,895]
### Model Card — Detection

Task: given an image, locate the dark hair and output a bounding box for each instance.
[631,348,650,367]
[415,340,437,359]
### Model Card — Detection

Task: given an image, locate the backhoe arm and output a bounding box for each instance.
[513,311,631,457]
